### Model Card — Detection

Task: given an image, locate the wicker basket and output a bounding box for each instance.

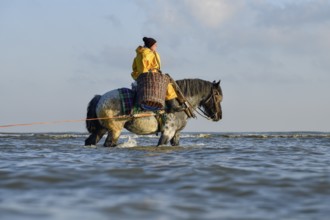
[137,72,169,110]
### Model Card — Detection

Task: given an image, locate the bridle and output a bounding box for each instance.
[196,86,222,120]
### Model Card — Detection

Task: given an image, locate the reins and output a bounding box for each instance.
[0,112,159,129]
[195,86,220,121]
[196,107,213,120]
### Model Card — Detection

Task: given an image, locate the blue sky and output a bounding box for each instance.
[1,0,330,132]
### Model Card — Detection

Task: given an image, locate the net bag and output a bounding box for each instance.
[137,72,169,110]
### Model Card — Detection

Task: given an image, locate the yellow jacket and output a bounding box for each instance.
[131,46,161,80]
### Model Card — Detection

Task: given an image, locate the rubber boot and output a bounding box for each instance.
[165,99,185,113]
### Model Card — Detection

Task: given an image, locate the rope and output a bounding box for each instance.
[0,112,157,129]
[195,107,212,120]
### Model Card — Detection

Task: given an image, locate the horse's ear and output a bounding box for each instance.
[213,80,221,86]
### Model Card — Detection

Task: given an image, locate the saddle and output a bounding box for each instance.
[117,87,164,114]
[117,87,166,133]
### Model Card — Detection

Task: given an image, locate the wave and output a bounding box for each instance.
[1,132,329,140]
[219,132,330,139]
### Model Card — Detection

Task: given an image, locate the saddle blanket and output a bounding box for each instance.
[117,88,166,132]
[118,88,135,115]
[118,87,165,115]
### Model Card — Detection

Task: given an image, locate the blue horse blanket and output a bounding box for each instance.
[118,87,164,115]
[118,88,135,115]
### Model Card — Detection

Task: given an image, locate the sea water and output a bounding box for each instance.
[0,132,329,220]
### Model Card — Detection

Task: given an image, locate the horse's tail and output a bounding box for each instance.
[86,95,103,133]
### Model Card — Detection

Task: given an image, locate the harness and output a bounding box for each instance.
[165,74,221,120]
[196,86,222,120]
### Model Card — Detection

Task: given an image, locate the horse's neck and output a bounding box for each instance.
[177,79,210,109]
[185,93,206,109]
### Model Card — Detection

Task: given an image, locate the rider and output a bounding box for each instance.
[131,37,185,112]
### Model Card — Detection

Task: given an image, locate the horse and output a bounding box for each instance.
[84,78,223,147]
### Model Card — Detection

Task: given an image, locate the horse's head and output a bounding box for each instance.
[200,80,223,121]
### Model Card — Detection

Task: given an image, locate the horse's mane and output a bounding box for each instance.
[175,78,212,98]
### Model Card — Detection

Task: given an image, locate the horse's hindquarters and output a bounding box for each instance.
[124,116,159,135]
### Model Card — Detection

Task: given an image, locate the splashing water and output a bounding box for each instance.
[117,136,137,148]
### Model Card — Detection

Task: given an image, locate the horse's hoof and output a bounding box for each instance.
[103,143,117,148]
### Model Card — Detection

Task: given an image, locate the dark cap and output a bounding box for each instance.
[143,37,157,48]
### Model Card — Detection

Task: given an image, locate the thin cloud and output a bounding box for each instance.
[184,0,242,28]
[253,0,330,28]
[135,0,330,83]
[105,14,122,28]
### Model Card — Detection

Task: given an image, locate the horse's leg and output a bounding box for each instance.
[157,116,177,146]
[85,128,107,146]
[170,131,181,146]
[103,129,122,147]
[103,121,124,147]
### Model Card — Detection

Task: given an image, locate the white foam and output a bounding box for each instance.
[117,136,137,148]
[83,145,97,149]
[198,133,211,138]
[180,133,212,138]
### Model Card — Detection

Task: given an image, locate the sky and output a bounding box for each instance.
[1,0,330,133]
